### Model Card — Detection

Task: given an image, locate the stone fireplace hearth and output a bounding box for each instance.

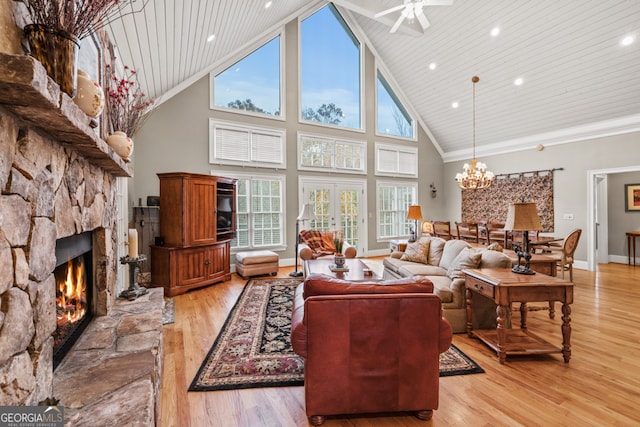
[0,52,162,424]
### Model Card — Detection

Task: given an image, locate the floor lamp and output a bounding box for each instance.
[290,203,315,277]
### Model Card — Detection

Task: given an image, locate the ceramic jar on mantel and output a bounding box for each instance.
[73,70,105,118]
[106,131,134,162]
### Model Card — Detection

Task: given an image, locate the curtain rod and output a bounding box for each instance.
[495,167,564,179]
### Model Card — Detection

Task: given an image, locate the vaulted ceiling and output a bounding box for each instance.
[106,0,640,161]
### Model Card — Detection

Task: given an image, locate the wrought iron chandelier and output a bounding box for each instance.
[455,76,494,190]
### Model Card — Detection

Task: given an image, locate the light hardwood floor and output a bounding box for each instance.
[159,260,640,426]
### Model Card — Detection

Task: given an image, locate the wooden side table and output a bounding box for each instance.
[389,239,409,253]
[627,231,640,266]
[463,268,574,364]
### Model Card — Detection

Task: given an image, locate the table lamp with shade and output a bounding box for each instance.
[406,205,423,243]
[290,203,316,277]
[504,202,543,275]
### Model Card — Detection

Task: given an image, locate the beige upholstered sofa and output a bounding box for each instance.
[384,236,513,333]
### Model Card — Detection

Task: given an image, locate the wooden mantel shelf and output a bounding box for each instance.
[0,52,131,177]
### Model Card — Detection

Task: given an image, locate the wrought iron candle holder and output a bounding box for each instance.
[119,254,148,300]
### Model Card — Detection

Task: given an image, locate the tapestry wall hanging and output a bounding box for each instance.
[461,171,555,232]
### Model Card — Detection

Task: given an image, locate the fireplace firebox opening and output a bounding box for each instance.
[53,232,94,369]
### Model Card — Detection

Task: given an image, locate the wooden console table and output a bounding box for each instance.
[463,268,574,364]
[627,231,640,266]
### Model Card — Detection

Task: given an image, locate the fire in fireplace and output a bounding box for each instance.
[53,232,94,369]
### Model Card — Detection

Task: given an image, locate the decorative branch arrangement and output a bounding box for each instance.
[105,64,154,137]
[20,0,149,39]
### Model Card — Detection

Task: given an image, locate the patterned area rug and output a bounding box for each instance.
[189,277,483,392]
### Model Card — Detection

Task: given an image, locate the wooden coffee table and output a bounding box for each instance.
[463,268,574,364]
[305,258,381,281]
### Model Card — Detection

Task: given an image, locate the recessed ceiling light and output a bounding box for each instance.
[514,77,524,86]
[206,34,216,43]
[429,62,437,70]
[491,27,500,37]
[621,35,635,46]
[265,1,273,8]
[452,101,459,109]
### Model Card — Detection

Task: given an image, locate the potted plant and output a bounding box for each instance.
[104,64,154,161]
[334,231,345,268]
[19,0,144,96]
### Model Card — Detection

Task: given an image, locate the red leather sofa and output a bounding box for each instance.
[291,274,453,425]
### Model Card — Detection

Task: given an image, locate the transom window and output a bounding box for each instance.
[300,4,362,130]
[375,143,418,178]
[212,35,282,117]
[376,181,417,240]
[298,133,366,174]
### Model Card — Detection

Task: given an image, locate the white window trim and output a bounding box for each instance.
[297,3,366,132]
[217,171,287,252]
[375,142,418,178]
[209,30,286,121]
[209,119,286,169]
[375,67,416,141]
[297,132,367,174]
[375,180,418,241]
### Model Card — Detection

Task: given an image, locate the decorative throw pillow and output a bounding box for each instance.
[446,247,482,279]
[486,242,504,252]
[401,239,430,264]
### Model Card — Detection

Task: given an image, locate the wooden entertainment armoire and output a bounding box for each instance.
[150,172,236,296]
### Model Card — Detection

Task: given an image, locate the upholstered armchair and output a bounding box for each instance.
[291,274,453,425]
[298,230,357,263]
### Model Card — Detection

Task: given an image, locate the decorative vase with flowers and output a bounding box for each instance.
[105,64,154,161]
[20,0,146,96]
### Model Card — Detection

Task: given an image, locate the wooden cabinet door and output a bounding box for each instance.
[174,246,211,288]
[185,178,217,246]
[205,242,230,281]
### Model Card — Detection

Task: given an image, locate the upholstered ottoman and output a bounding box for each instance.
[235,250,279,278]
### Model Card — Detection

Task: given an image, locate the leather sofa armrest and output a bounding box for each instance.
[439,316,453,353]
[290,284,307,358]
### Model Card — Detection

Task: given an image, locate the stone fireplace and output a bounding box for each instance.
[0,52,162,424]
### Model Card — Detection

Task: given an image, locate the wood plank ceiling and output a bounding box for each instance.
[106,0,640,160]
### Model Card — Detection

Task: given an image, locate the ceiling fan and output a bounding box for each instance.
[375,0,453,33]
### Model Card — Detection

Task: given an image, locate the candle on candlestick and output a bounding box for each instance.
[128,228,138,258]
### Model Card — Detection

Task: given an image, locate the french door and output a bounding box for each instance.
[300,177,367,255]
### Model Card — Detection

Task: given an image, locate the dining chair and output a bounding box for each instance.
[482,222,506,246]
[546,229,582,281]
[455,221,479,243]
[432,221,452,240]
